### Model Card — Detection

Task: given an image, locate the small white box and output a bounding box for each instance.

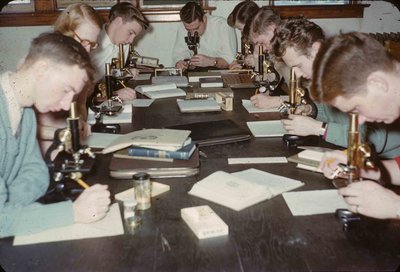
[181,205,229,239]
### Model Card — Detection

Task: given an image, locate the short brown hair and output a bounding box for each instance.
[54,3,102,38]
[23,32,95,81]
[109,2,149,30]
[180,1,204,24]
[227,0,259,28]
[272,17,325,60]
[249,7,281,40]
[311,32,396,103]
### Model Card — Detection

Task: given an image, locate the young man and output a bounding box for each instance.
[91,2,149,100]
[227,0,259,70]
[268,17,400,158]
[0,32,110,238]
[247,7,290,108]
[173,1,237,70]
[312,32,400,219]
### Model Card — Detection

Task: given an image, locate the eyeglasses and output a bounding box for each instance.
[73,31,99,50]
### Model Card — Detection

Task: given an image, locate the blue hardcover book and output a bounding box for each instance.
[128,142,196,160]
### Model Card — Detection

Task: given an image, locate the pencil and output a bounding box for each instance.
[76,178,90,189]
[118,80,127,88]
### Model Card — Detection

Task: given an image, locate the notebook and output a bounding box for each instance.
[109,147,200,179]
[188,168,304,211]
[167,119,251,146]
[135,83,186,99]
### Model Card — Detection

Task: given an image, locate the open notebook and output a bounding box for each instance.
[189,168,303,211]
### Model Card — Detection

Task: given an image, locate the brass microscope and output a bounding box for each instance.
[279,68,308,115]
[234,38,253,69]
[91,62,124,134]
[332,112,376,188]
[333,112,378,231]
[253,45,282,94]
[279,67,316,148]
[43,102,95,202]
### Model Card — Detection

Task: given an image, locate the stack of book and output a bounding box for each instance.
[103,129,200,178]
[114,139,197,162]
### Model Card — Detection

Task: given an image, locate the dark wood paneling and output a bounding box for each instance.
[0,2,368,27]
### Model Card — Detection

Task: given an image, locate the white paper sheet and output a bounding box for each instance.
[82,132,122,149]
[282,189,348,216]
[242,99,279,113]
[247,120,287,137]
[124,99,154,108]
[115,182,170,202]
[228,157,288,164]
[13,203,124,246]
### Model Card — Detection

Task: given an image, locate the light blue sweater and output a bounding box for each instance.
[317,103,400,159]
[0,81,74,238]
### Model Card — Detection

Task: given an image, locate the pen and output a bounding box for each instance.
[76,178,90,189]
[254,88,259,96]
[118,80,128,88]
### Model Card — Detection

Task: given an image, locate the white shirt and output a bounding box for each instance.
[90,25,130,82]
[172,15,237,65]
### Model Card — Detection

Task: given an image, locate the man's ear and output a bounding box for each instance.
[310,41,321,58]
[113,16,124,26]
[32,60,49,81]
[366,71,389,95]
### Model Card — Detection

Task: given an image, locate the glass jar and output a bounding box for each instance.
[133,172,151,210]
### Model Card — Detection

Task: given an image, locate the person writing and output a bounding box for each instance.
[312,32,400,219]
[0,32,110,238]
[91,2,149,101]
[173,1,237,71]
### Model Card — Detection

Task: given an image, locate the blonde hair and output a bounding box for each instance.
[54,3,102,38]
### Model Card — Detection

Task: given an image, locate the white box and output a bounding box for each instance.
[181,205,228,239]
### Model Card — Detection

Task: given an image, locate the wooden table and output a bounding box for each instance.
[1,88,400,272]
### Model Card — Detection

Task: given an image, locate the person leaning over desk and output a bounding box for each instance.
[312,32,400,220]
[246,7,291,107]
[36,3,102,155]
[91,2,149,101]
[260,17,400,159]
[227,0,260,70]
[0,32,110,238]
[173,1,237,71]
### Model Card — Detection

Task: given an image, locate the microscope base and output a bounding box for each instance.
[282,134,319,149]
[91,123,120,134]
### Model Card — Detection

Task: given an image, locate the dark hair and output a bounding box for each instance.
[109,2,149,30]
[24,32,95,81]
[249,7,280,39]
[180,1,204,24]
[272,17,325,60]
[227,0,259,28]
[311,32,396,103]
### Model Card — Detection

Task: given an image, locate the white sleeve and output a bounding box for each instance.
[172,24,192,65]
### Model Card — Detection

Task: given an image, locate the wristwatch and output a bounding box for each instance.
[318,122,327,138]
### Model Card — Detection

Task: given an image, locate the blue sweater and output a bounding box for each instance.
[0,82,74,238]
